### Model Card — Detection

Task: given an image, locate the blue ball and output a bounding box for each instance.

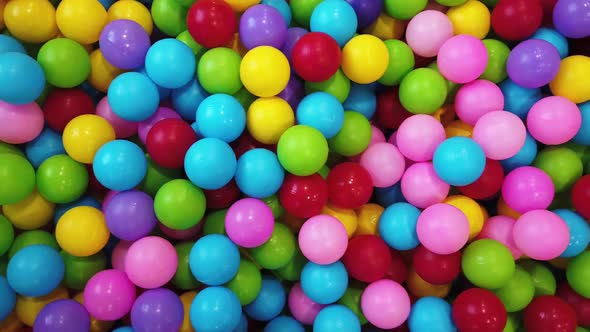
[190,286,242,332]
[375,183,407,207]
[500,133,538,173]
[500,78,543,119]
[137,67,170,101]
[79,81,102,104]
[379,202,420,251]
[313,305,361,332]
[262,0,292,26]
[235,148,285,198]
[0,35,25,54]
[301,261,348,305]
[145,38,195,89]
[108,72,159,121]
[573,102,590,146]
[245,275,286,321]
[54,196,102,224]
[234,313,249,332]
[310,0,358,47]
[0,52,45,104]
[296,92,345,139]
[98,0,116,9]
[196,94,246,142]
[92,140,147,191]
[172,78,209,121]
[264,316,305,332]
[408,297,456,332]
[26,127,65,168]
[433,137,486,186]
[343,84,377,120]
[185,138,237,190]
[189,234,240,286]
[112,327,135,332]
[554,209,590,258]
[0,276,16,321]
[7,245,64,297]
[531,28,569,59]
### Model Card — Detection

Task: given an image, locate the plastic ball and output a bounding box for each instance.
[247,96,294,144]
[225,259,262,306]
[146,118,197,169]
[377,203,418,251]
[327,162,373,209]
[145,38,195,89]
[552,0,590,38]
[532,28,569,59]
[500,78,542,119]
[477,216,522,259]
[566,251,590,299]
[494,266,535,312]
[409,297,456,332]
[279,173,328,219]
[491,0,543,41]
[235,148,284,198]
[455,80,504,126]
[301,261,348,304]
[292,32,342,83]
[550,55,590,104]
[37,38,90,88]
[557,282,590,327]
[196,94,245,142]
[0,276,16,321]
[225,198,274,248]
[189,234,240,286]
[154,179,206,230]
[310,0,357,47]
[187,0,236,48]
[502,166,555,213]
[240,4,287,50]
[298,215,348,265]
[130,288,183,332]
[277,125,328,176]
[377,40,414,87]
[33,299,90,332]
[61,250,107,291]
[401,162,449,209]
[2,190,54,232]
[265,316,305,332]
[0,52,45,105]
[282,26,308,63]
[0,154,35,205]
[190,286,242,332]
[330,112,372,158]
[359,142,405,188]
[106,0,152,32]
[480,39,510,83]
[473,111,526,160]
[198,47,242,95]
[572,175,590,219]
[262,0,292,25]
[524,296,577,332]
[314,305,360,332]
[56,206,109,257]
[396,114,445,162]
[416,203,470,255]
[513,210,570,261]
[108,72,159,121]
[4,0,58,43]
[184,139,236,191]
[406,10,453,58]
[56,0,107,45]
[507,39,561,89]
[7,245,63,297]
[93,140,146,191]
[240,46,290,97]
[462,239,516,289]
[0,216,13,257]
[534,147,583,193]
[341,0,381,29]
[36,154,88,204]
[341,34,389,84]
[244,275,286,321]
[288,283,325,325]
[104,190,157,241]
[295,92,344,139]
[99,19,149,70]
[433,137,486,186]
[340,235,390,283]
[458,159,504,200]
[0,35,25,54]
[43,88,95,133]
[62,114,116,164]
[342,84,377,120]
[447,0,490,39]
[0,100,44,145]
[452,288,508,332]
[528,96,582,145]
[361,279,410,329]
[399,68,448,115]
[437,34,488,84]
[384,0,427,20]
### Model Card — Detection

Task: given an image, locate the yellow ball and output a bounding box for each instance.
[56,206,110,257]
[108,0,153,35]
[549,55,590,104]
[407,267,451,298]
[0,0,7,30]
[342,34,390,84]
[62,114,116,164]
[240,46,290,98]
[2,190,54,230]
[321,203,358,237]
[89,49,125,93]
[247,97,295,145]
[224,0,260,12]
[354,203,384,236]
[179,291,197,332]
[56,0,108,44]
[443,195,485,240]
[447,0,491,39]
[497,196,522,220]
[16,286,69,327]
[73,292,114,332]
[362,12,405,40]
[433,105,456,127]
[445,120,473,138]
[4,0,58,43]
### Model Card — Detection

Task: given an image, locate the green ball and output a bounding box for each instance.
[328,111,372,157]
[203,209,227,236]
[275,249,307,281]
[503,313,520,332]
[141,156,183,197]
[173,242,199,290]
[226,259,262,305]
[0,153,35,205]
[277,125,329,176]
[0,216,14,256]
[0,142,25,157]
[561,142,590,166]
[384,0,428,20]
[151,0,188,37]
[436,0,467,5]
[426,62,458,102]
[177,30,204,57]
[0,255,7,276]
[290,0,323,28]
[250,222,296,270]
[305,69,351,103]
[379,40,415,86]
[577,327,590,332]
[262,195,284,219]
[154,179,206,230]
[318,165,330,179]
[61,251,106,290]
[8,230,59,258]
[37,38,90,88]
[534,147,583,193]
[566,251,590,298]
[481,39,510,83]
[36,154,88,204]
[233,87,257,109]
[519,260,557,296]
[338,288,369,325]
[399,68,448,114]
[198,48,243,95]
[494,266,535,312]
[462,239,516,290]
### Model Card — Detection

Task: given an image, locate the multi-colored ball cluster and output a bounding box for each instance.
[0,0,590,331]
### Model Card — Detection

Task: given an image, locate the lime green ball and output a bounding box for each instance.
[379,40,415,86]
[263,195,284,219]
[329,111,372,157]
[290,0,323,28]
[561,142,590,166]
[305,69,351,103]
[203,209,227,235]
[577,327,590,332]
[0,142,25,157]
[226,259,262,305]
[384,0,428,20]
[481,39,510,83]
[277,125,329,176]
[37,38,90,88]
[233,87,257,109]
[0,216,14,257]
[462,239,516,290]
[534,147,583,193]
[250,222,296,270]
[276,249,307,281]
[8,230,59,258]
[399,68,448,114]
[436,0,467,5]
[177,30,203,57]
[61,251,106,290]
[318,165,330,179]
[198,48,243,95]
[141,156,183,197]
[36,154,88,204]
[519,260,557,296]
[0,153,35,205]
[151,0,188,37]
[427,62,458,100]
[494,266,535,312]
[338,288,369,325]
[173,242,199,290]
[503,313,520,332]
[154,179,206,230]
[566,251,590,298]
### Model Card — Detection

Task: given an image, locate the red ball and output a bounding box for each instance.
[458,159,504,200]
[146,118,197,169]
[524,296,577,332]
[572,175,590,219]
[540,0,558,26]
[291,32,342,83]
[43,88,95,132]
[384,249,408,284]
[452,288,508,332]
[279,173,328,218]
[231,132,275,159]
[187,0,237,48]
[557,282,590,327]
[491,0,543,41]
[375,88,412,130]
[412,245,461,285]
[203,179,241,209]
[327,162,373,209]
[342,235,392,283]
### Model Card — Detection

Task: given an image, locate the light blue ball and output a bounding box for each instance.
[573,102,590,146]
[92,140,147,191]
[172,78,209,121]
[108,72,159,121]
[112,327,135,332]
[408,297,456,332]
[296,92,345,139]
[0,276,16,321]
[7,245,64,297]
[0,52,45,104]
[145,38,196,89]
[189,234,240,286]
[500,78,543,119]
[185,138,237,190]
[137,67,170,101]
[244,276,286,321]
[375,183,407,207]
[301,261,348,305]
[310,0,358,47]
[235,148,285,198]
[554,209,590,258]
[196,94,246,142]
[379,202,420,251]
[262,0,292,26]
[26,127,65,168]
[500,133,538,173]
[433,137,486,186]
[0,35,26,54]
[343,84,377,120]
[264,316,305,332]
[190,286,242,332]
[54,196,101,224]
[313,305,361,332]
[531,28,569,59]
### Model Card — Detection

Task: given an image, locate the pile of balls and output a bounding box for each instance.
[0,0,589,330]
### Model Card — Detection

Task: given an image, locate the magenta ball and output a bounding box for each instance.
[225,198,275,248]
[502,166,555,214]
[401,162,450,209]
[527,96,582,145]
[96,97,138,138]
[454,80,505,126]
[477,216,522,259]
[124,236,178,289]
[361,279,411,329]
[83,269,136,321]
[99,19,150,70]
[137,106,181,144]
[0,100,44,144]
[406,10,453,57]
[472,111,526,160]
[396,114,446,162]
[298,214,349,265]
[437,34,488,84]
[360,142,405,188]
[416,203,470,255]
[111,240,132,271]
[513,210,570,260]
[288,283,325,325]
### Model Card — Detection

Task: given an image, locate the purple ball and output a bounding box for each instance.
[553,0,590,39]
[506,39,561,89]
[281,27,308,64]
[100,19,151,70]
[239,4,288,50]
[278,75,305,110]
[344,0,383,30]
[33,299,90,332]
[104,190,158,241]
[131,288,184,332]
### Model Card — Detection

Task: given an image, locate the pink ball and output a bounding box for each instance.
[454,80,505,125]
[0,100,44,144]
[124,236,178,289]
[477,216,522,259]
[159,221,202,240]
[406,10,454,57]
[437,34,489,84]
[513,210,570,260]
[349,125,385,162]
[111,240,133,271]
[360,143,406,188]
[137,106,181,144]
[298,214,349,265]
[527,96,582,145]
[396,114,446,162]
[416,203,470,254]
[96,97,138,138]
[472,111,526,160]
[225,198,274,248]
[288,283,325,325]
[83,269,136,320]
[401,162,449,208]
[361,279,411,329]
[502,166,555,214]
